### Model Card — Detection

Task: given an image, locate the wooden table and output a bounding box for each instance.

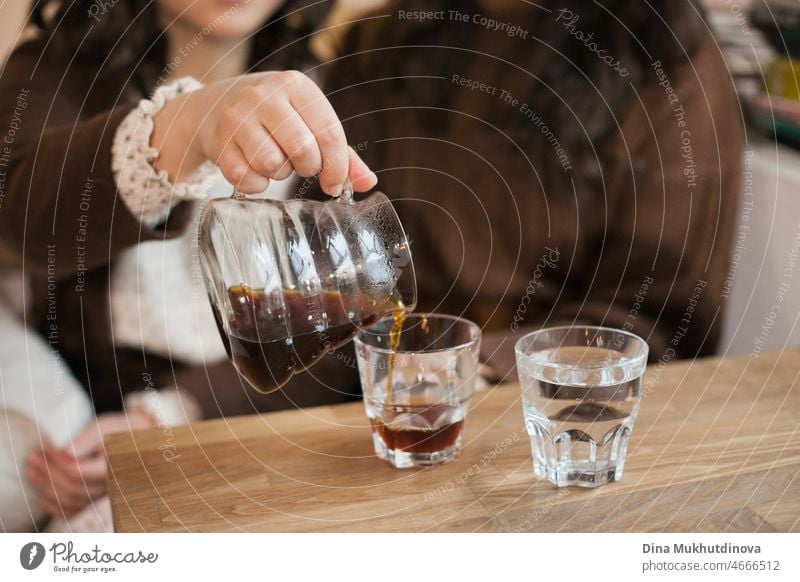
[107,349,800,532]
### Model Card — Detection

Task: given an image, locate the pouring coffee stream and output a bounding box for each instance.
[199,179,416,395]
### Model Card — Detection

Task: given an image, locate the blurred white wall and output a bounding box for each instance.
[720,138,800,356]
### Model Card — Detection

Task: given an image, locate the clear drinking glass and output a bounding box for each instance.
[354,314,481,469]
[515,326,648,488]
[198,190,416,394]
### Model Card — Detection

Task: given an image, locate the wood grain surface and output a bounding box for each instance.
[107,349,800,532]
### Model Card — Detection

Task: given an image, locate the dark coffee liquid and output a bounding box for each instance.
[372,404,464,454]
[384,308,406,396]
[212,285,390,394]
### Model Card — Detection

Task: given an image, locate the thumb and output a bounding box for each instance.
[347,147,377,192]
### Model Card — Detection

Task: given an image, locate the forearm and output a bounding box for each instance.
[0,106,136,278]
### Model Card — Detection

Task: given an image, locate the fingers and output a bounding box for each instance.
[45,441,108,482]
[203,71,375,195]
[261,99,323,179]
[288,81,349,195]
[233,120,293,182]
[40,488,101,519]
[25,448,107,519]
[348,148,378,192]
[25,413,150,519]
[216,143,271,194]
[204,94,272,193]
[27,453,100,502]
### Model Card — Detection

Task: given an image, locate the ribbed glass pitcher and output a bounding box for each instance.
[198,189,416,394]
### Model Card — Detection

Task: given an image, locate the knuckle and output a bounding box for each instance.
[282,69,306,85]
[220,105,242,125]
[212,122,231,145]
[221,160,247,183]
[315,124,344,149]
[288,135,317,159]
[245,84,269,103]
[211,119,227,139]
[261,150,287,174]
[273,163,294,180]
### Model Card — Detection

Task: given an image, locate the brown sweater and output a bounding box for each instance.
[322,24,743,381]
[0,38,360,417]
[0,23,743,415]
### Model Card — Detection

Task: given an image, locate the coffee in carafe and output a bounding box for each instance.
[212,285,405,393]
[199,189,416,394]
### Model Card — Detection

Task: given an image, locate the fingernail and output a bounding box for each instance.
[329,183,343,197]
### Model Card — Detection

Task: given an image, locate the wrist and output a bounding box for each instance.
[175,89,208,170]
[152,90,205,182]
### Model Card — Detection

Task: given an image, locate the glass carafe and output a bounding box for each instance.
[198,188,416,394]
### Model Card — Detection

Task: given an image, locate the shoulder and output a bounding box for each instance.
[5,36,67,78]
[648,32,739,119]
[2,36,89,105]
[613,32,742,158]
[2,35,140,120]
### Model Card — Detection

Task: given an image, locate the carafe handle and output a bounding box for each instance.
[336,179,354,204]
[230,179,353,202]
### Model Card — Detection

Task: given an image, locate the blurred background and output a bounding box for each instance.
[1,0,798,357]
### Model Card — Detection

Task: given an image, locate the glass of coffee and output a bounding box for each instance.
[198,188,416,394]
[354,314,481,469]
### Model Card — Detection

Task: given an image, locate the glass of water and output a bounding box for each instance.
[354,314,481,469]
[515,326,648,488]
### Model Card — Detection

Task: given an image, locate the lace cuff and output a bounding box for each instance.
[112,77,218,227]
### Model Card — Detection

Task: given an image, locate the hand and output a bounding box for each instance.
[153,70,377,196]
[24,411,155,519]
